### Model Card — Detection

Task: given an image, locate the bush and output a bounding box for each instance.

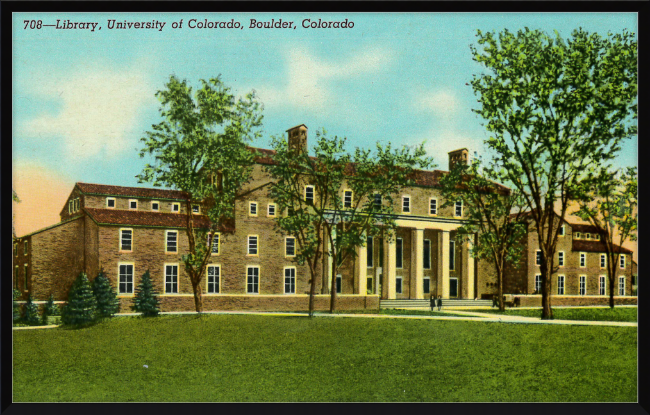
[42,294,61,325]
[61,273,97,326]
[13,289,22,324]
[132,270,160,317]
[22,295,41,326]
[92,270,119,318]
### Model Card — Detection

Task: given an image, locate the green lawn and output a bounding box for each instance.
[377,309,485,318]
[13,314,636,402]
[481,307,637,322]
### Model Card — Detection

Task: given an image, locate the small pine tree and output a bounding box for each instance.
[42,294,61,325]
[22,295,41,326]
[92,270,119,318]
[13,289,22,324]
[61,273,98,326]
[132,270,159,317]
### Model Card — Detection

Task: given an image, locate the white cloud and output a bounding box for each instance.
[415,89,460,119]
[17,61,156,160]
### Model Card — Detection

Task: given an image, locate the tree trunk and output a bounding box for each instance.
[608,259,616,309]
[308,262,317,317]
[330,259,338,313]
[540,261,553,320]
[192,279,203,313]
[497,264,505,312]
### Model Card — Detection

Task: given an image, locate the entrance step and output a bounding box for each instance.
[380,299,494,309]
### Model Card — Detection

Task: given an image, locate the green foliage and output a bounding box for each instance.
[22,295,41,326]
[62,273,98,326]
[132,271,160,317]
[42,294,61,325]
[92,270,120,318]
[13,289,22,323]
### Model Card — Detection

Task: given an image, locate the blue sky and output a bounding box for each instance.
[13,12,638,190]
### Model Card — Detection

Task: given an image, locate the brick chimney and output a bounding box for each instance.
[286,124,308,154]
[448,148,470,170]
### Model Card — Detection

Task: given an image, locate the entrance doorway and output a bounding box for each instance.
[449,278,459,298]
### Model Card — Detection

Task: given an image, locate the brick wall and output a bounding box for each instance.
[515,295,637,307]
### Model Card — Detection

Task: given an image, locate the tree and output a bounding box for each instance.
[574,166,637,308]
[22,295,41,326]
[61,273,98,326]
[138,75,263,313]
[13,289,22,324]
[42,294,61,325]
[470,28,637,319]
[92,270,120,318]
[440,158,527,311]
[267,129,432,314]
[132,271,160,317]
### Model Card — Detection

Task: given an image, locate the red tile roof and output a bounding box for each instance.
[572,239,633,255]
[84,208,234,233]
[570,224,601,234]
[77,182,189,200]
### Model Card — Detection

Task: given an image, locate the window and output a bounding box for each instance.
[207,265,220,293]
[402,196,411,213]
[579,276,586,296]
[68,200,73,214]
[208,233,220,255]
[367,278,373,294]
[600,254,606,269]
[580,253,586,268]
[536,250,542,266]
[599,276,606,295]
[248,236,258,256]
[449,240,455,271]
[535,275,542,293]
[120,229,132,251]
[396,277,403,294]
[557,275,565,295]
[24,240,28,256]
[129,199,138,210]
[249,202,258,216]
[336,275,342,294]
[595,234,600,241]
[14,242,17,257]
[620,255,626,269]
[151,201,159,211]
[118,264,134,294]
[166,231,178,253]
[106,197,116,208]
[618,276,625,296]
[165,264,178,294]
[374,194,382,210]
[192,205,200,214]
[24,264,28,290]
[267,204,276,217]
[284,267,296,294]
[285,237,296,257]
[424,239,431,270]
[575,232,581,239]
[171,203,180,213]
[343,190,353,208]
[559,225,565,236]
[455,200,463,217]
[305,186,314,204]
[396,238,403,269]
[558,251,564,267]
[367,237,373,268]
[423,278,431,294]
[74,198,80,212]
[247,266,259,294]
[379,239,384,267]
[429,198,438,215]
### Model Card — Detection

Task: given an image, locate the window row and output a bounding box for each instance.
[535,251,626,269]
[366,236,455,270]
[116,264,297,295]
[106,197,198,214]
[534,274,626,296]
[68,198,81,214]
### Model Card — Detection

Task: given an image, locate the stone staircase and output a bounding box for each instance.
[380,299,493,309]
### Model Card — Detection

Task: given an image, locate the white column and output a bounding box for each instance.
[357,240,367,295]
[438,230,450,299]
[463,238,475,299]
[386,237,396,299]
[411,229,424,299]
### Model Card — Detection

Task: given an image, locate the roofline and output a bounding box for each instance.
[76,182,189,201]
[17,215,85,239]
[285,124,308,132]
[84,208,213,231]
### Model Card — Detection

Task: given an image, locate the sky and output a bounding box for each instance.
[12,12,638,237]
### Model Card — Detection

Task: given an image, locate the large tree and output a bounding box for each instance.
[138,75,263,312]
[573,166,637,308]
[470,28,637,319]
[440,158,527,311]
[267,129,431,314]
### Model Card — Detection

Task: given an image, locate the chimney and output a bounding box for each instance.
[448,148,470,170]
[286,124,308,154]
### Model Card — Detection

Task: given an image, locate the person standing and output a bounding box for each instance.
[437,295,442,311]
[430,294,435,311]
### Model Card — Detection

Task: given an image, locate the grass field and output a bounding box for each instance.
[13,314,636,402]
[481,307,637,322]
[378,309,485,317]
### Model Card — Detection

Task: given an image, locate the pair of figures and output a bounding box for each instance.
[430,295,442,311]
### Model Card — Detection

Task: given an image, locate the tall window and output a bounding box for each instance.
[69,200,73,213]
[367,237,373,268]
[579,276,586,296]
[379,239,383,267]
[336,275,342,294]
[396,238,403,269]
[620,255,626,269]
[166,231,178,253]
[284,267,296,294]
[580,253,586,268]
[24,264,28,289]
[249,202,258,216]
[248,236,258,255]
[536,250,542,266]
[15,266,19,289]
[599,276,606,295]
[559,225,565,236]
[402,196,410,213]
[429,198,437,215]
[535,275,542,293]
[558,251,564,267]
[24,240,28,256]
[423,278,431,294]
[557,275,565,295]
[449,240,455,271]
[396,277,403,294]
[424,239,431,270]
[285,237,296,257]
[374,194,382,210]
[120,229,133,251]
[207,265,220,294]
[209,233,220,255]
[305,186,314,203]
[118,264,134,294]
[247,266,259,294]
[367,278,373,294]
[344,190,353,208]
[618,276,625,296]
[165,264,178,293]
[455,200,463,217]
[600,254,606,269]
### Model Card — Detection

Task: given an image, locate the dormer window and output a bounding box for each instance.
[586,233,591,240]
[129,199,138,210]
[595,234,600,241]
[575,232,581,239]
[192,205,200,214]
[171,203,180,213]
[151,201,160,211]
[106,198,116,208]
